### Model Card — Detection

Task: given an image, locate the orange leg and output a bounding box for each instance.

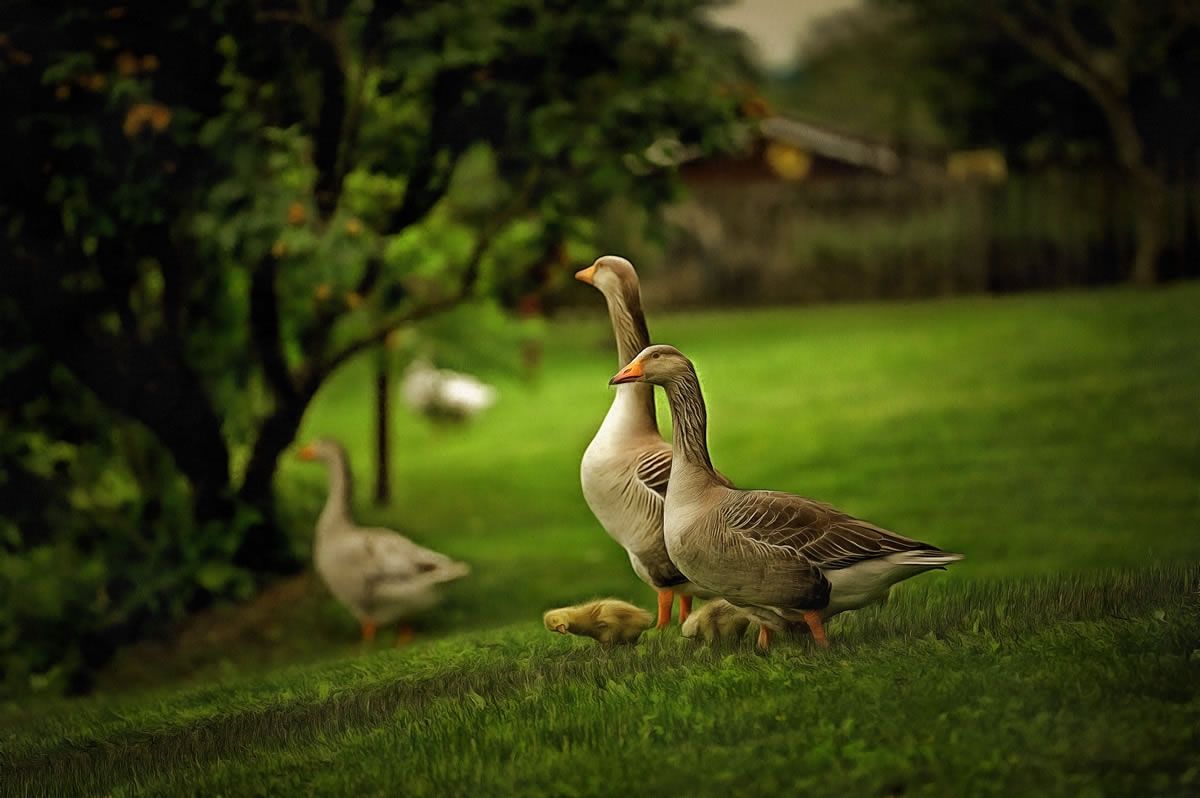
[803,610,829,648]
[756,624,773,650]
[361,620,377,643]
[656,589,675,629]
[394,625,415,647]
[679,595,693,624]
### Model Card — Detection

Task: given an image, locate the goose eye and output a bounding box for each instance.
[652,352,661,359]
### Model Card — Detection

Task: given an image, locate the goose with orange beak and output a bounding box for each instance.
[575,256,730,630]
[611,345,964,650]
[298,437,470,646]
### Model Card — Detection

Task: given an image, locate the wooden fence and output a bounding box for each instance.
[630,169,1200,307]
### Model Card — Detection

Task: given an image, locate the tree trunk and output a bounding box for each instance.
[373,348,392,506]
[1129,166,1167,285]
[235,399,308,573]
[50,326,235,532]
[990,5,1167,286]
[7,247,275,570]
[1094,92,1164,284]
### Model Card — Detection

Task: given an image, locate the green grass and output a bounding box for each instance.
[5,283,1200,796]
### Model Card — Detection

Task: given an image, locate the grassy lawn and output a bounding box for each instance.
[4,283,1200,796]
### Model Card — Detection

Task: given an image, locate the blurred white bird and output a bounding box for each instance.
[401,357,498,423]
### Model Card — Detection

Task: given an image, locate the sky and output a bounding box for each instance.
[710,0,861,69]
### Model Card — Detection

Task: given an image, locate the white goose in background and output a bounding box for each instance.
[609,345,964,649]
[402,356,497,423]
[298,437,470,644]
[575,256,732,629]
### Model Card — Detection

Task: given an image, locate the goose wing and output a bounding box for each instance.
[634,447,734,497]
[371,530,468,579]
[720,490,933,571]
[633,446,672,498]
[326,529,469,594]
[628,446,689,586]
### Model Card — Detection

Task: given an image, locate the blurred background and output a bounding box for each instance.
[2,0,1198,698]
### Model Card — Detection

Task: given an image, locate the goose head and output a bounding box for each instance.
[609,344,692,387]
[543,609,571,634]
[574,255,639,298]
[296,437,345,463]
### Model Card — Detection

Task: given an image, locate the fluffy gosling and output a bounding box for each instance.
[680,599,752,643]
[543,599,654,645]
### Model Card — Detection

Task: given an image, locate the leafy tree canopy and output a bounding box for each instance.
[0,0,755,694]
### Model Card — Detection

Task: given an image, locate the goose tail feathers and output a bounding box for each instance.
[891,549,965,568]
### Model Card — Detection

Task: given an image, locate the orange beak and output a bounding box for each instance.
[297,444,316,461]
[609,358,644,385]
[556,624,567,634]
[574,263,597,284]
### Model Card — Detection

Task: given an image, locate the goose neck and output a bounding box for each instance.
[603,287,651,367]
[317,450,353,534]
[662,369,717,478]
[599,382,659,439]
[602,288,656,428]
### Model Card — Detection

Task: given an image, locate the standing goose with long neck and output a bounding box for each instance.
[576,256,728,628]
[610,345,964,649]
[298,438,470,644]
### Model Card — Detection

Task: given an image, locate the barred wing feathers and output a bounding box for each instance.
[719,490,936,571]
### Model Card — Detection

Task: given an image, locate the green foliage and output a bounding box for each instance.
[0,335,257,697]
[0,0,753,694]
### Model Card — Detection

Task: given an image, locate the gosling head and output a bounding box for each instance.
[296,437,345,463]
[574,255,640,301]
[543,609,571,635]
[609,344,693,387]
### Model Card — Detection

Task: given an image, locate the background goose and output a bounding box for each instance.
[610,345,964,649]
[576,256,731,629]
[402,357,498,424]
[298,437,470,644]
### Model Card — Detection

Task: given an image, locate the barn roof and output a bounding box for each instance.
[646,115,903,183]
[759,117,899,175]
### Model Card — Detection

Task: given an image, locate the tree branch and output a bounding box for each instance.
[286,145,462,390]
[1047,0,1099,75]
[295,138,539,396]
[254,0,348,72]
[1130,1,1200,70]
[354,253,384,297]
[310,224,501,384]
[377,64,486,233]
[249,254,299,403]
[990,4,1110,107]
[312,161,546,381]
[316,175,547,384]
[257,2,351,220]
[988,1,1155,171]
